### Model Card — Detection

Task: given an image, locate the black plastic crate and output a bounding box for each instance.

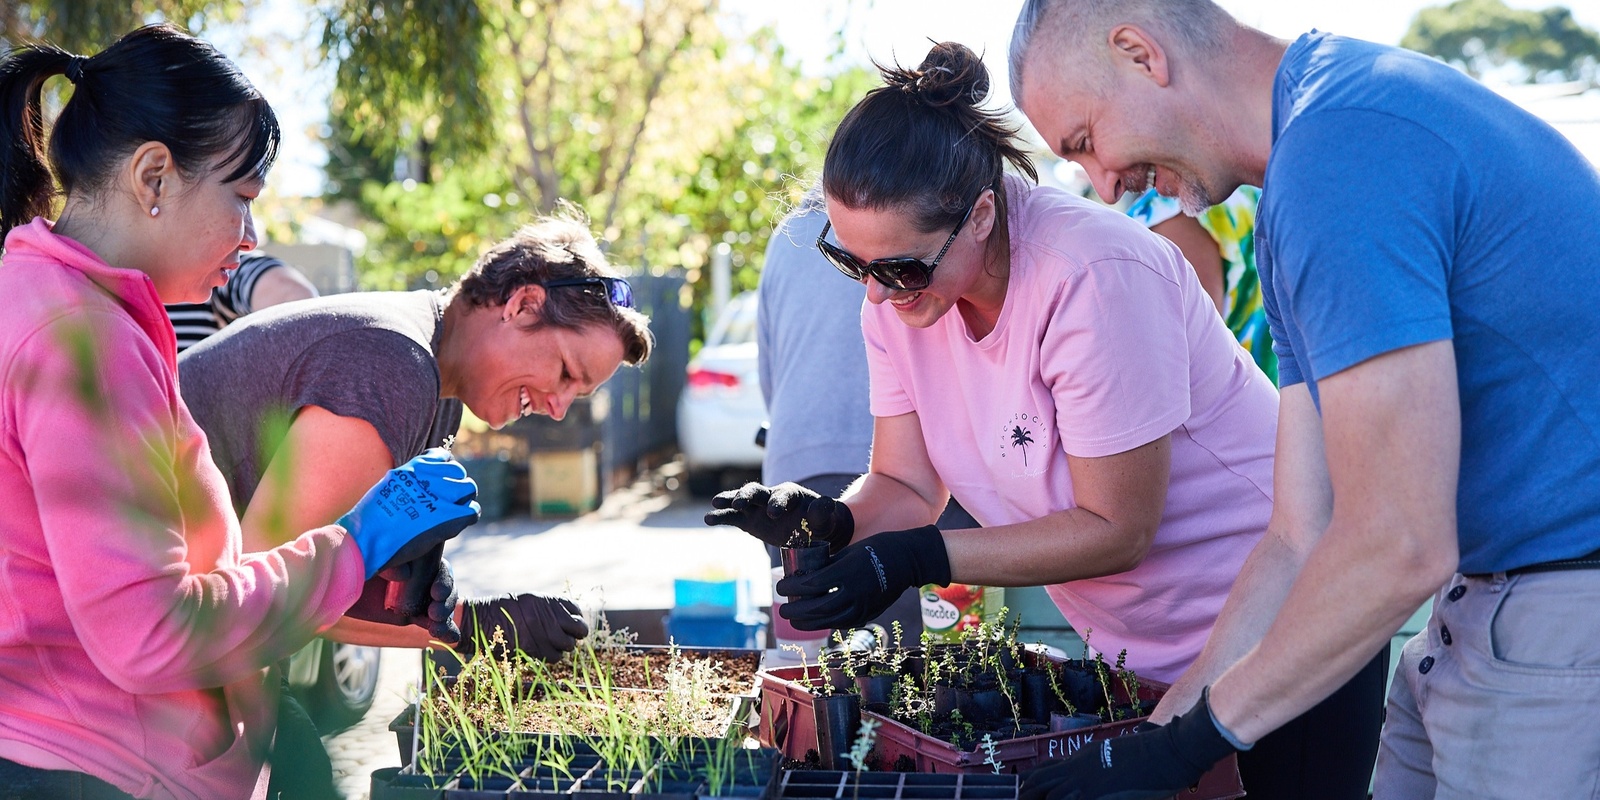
[398,645,764,767]
[776,772,1018,800]
[370,745,780,800]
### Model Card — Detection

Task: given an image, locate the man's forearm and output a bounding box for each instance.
[1149,527,1308,723]
[1208,342,1463,743]
[1209,517,1451,743]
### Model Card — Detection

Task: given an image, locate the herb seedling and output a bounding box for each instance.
[948,709,975,748]
[1093,650,1118,720]
[846,717,881,800]
[1046,661,1077,717]
[832,630,861,682]
[979,733,1004,775]
[1115,649,1144,717]
[995,659,1023,724]
[787,518,814,548]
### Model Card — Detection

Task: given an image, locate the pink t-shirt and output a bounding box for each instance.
[863,179,1278,684]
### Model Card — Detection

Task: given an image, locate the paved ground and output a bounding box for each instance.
[321,476,772,799]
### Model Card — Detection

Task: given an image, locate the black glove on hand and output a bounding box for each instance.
[457,594,590,662]
[775,525,951,631]
[346,555,462,644]
[1018,688,1239,800]
[703,482,854,551]
[383,541,446,617]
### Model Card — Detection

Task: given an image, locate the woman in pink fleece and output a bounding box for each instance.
[708,43,1389,796]
[0,25,478,800]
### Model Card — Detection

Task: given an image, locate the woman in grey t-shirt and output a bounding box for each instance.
[181,214,654,659]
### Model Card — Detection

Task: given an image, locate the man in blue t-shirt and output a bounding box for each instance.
[1009,0,1600,797]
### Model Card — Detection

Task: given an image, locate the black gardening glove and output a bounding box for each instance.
[383,541,446,617]
[1018,688,1240,800]
[345,554,462,644]
[456,594,590,662]
[703,481,854,551]
[775,525,950,631]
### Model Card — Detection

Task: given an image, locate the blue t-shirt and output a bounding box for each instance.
[1260,32,1600,573]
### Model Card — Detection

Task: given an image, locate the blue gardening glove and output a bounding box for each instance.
[704,481,854,551]
[775,525,950,630]
[456,594,590,662]
[345,555,462,644]
[1018,688,1240,800]
[338,448,480,580]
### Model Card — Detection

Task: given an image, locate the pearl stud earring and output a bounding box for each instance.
[150,206,160,217]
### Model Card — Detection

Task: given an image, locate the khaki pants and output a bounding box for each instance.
[1373,570,1600,798]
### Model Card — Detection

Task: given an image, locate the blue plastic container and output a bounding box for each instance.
[664,613,767,649]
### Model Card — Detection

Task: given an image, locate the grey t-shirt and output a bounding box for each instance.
[757,204,874,485]
[179,290,463,512]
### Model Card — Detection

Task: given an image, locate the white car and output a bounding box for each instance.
[677,290,765,495]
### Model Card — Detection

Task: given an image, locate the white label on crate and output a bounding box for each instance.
[920,591,960,631]
[1046,732,1096,759]
[1044,725,1142,760]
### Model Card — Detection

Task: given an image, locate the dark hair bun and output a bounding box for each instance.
[881,41,989,109]
[823,38,1036,230]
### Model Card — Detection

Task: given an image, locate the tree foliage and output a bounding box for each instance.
[320,0,872,345]
[651,35,875,298]
[11,0,875,347]
[0,1,249,52]
[1403,0,1600,82]
[316,0,493,162]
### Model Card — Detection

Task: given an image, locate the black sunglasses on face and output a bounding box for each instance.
[815,203,975,292]
[541,276,636,309]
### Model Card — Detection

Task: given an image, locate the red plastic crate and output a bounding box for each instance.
[756,656,1242,800]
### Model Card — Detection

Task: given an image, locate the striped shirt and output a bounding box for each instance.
[164,252,285,353]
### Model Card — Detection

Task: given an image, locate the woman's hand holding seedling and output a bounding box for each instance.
[703,481,855,551]
[776,525,951,630]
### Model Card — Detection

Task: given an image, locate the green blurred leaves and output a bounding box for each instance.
[1403,0,1600,82]
[316,0,493,160]
[0,1,252,52]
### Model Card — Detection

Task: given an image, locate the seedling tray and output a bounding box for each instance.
[372,741,781,800]
[775,771,1018,800]
[756,651,1242,800]
[396,645,764,767]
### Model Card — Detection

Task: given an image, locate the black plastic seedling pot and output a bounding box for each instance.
[812,692,863,771]
[756,648,1244,799]
[781,542,831,580]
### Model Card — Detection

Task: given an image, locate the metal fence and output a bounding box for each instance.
[597,270,689,483]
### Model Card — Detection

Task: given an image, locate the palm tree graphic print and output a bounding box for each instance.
[1010,425,1035,465]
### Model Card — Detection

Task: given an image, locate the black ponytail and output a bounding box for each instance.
[0,46,76,236]
[0,23,280,239]
[822,42,1037,253]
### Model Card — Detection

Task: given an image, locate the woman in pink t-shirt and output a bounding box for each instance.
[708,42,1388,798]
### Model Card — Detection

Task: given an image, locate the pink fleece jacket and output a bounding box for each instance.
[0,219,365,799]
